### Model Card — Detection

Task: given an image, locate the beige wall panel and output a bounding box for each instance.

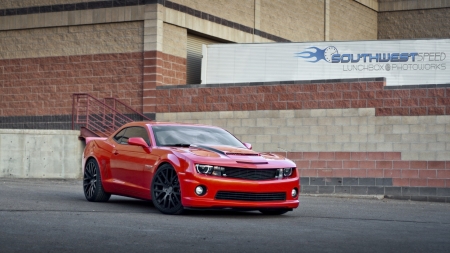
[156,109,450,161]
[0,21,143,59]
[164,7,256,43]
[329,0,377,41]
[0,0,105,9]
[170,0,255,28]
[378,8,450,39]
[354,0,378,11]
[162,23,187,58]
[260,0,325,42]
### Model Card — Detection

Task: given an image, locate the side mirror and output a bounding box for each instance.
[128,137,150,150]
[243,142,252,150]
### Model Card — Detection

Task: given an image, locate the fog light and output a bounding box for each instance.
[291,188,298,198]
[195,185,207,196]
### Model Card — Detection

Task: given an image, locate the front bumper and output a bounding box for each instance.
[179,172,300,209]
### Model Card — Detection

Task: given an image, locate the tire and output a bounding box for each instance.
[259,208,290,215]
[151,164,184,215]
[83,158,111,202]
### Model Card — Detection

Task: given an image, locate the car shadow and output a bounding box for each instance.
[83,196,292,217]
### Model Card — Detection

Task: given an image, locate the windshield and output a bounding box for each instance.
[151,125,246,148]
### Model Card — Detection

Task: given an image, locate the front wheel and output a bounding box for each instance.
[259,208,290,215]
[83,159,111,202]
[151,164,184,215]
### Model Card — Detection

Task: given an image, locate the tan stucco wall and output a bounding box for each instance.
[170,0,255,28]
[378,8,450,39]
[162,23,187,59]
[0,21,143,59]
[0,6,144,31]
[329,0,378,41]
[260,0,325,42]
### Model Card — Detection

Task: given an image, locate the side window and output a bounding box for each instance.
[122,127,151,146]
[113,128,127,144]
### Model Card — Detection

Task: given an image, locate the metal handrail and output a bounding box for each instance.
[104,97,152,121]
[72,93,137,137]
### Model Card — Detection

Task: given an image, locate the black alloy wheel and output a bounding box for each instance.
[83,159,111,202]
[151,164,184,215]
[259,208,290,215]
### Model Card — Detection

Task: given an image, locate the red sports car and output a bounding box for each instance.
[82,122,299,215]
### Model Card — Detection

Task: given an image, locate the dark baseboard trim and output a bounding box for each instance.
[300,177,450,203]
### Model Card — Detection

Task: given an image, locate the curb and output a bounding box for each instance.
[300,193,385,200]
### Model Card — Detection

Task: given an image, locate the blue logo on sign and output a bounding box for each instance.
[296,46,419,64]
[296,46,338,63]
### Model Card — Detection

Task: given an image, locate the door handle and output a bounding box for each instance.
[113,150,119,155]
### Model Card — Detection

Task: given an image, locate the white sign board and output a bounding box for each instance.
[201,39,450,86]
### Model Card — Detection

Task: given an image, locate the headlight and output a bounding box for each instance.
[277,168,294,179]
[195,164,224,176]
[195,164,213,174]
[283,168,293,177]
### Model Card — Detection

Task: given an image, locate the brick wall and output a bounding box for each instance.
[155,79,450,202]
[142,50,186,115]
[0,52,143,128]
[155,79,450,116]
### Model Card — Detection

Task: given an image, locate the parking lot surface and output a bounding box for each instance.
[1,178,449,253]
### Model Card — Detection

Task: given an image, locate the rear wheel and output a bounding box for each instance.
[151,164,184,215]
[83,159,111,202]
[259,208,290,215]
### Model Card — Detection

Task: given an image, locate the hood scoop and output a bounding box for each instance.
[236,160,268,164]
[225,152,260,156]
[190,144,260,157]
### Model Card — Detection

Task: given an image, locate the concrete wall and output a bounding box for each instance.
[0,129,83,178]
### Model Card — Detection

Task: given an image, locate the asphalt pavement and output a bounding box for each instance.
[1,178,449,253]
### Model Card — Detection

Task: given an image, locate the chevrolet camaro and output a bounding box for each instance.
[82,122,299,215]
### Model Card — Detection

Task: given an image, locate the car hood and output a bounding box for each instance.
[168,144,291,166]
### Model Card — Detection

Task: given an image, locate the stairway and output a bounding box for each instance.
[72,93,151,139]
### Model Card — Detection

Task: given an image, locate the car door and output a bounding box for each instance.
[110,126,157,198]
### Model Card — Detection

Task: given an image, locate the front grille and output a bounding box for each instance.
[215,191,286,201]
[223,167,278,180]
